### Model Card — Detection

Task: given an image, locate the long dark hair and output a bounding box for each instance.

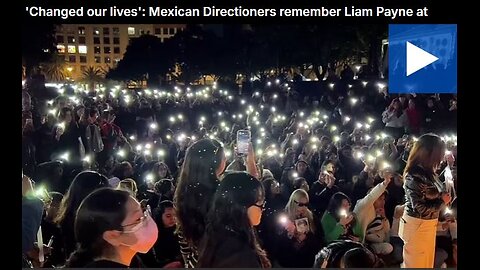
[262,178,279,202]
[197,172,270,268]
[65,188,130,267]
[174,138,224,245]
[326,192,351,221]
[404,133,446,176]
[155,200,175,230]
[152,162,173,179]
[55,171,109,225]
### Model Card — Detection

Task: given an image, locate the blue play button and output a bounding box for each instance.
[388,24,457,94]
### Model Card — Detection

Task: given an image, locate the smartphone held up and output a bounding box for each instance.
[236,129,251,156]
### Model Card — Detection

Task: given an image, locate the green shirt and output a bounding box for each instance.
[321,212,364,243]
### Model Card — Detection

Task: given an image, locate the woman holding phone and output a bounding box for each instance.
[399,133,451,268]
[321,192,363,244]
[274,189,323,268]
[174,137,258,268]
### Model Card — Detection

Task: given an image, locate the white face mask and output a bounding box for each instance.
[121,207,159,253]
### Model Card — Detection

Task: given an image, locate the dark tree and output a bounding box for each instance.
[22,21,57,78]
[107,34,172,87]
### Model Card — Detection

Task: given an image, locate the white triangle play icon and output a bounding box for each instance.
[406,41,439,76]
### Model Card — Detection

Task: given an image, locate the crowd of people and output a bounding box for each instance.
[22,74,457,268]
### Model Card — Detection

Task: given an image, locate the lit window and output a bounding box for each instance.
[93,28,100,35]
[94,46,101,54]
[78,45,87,54]
[78,27,85,35]
[128,27,135,35]
[67,36,75,43]
[57,45,66,53]
[67,45,76,54]
[105,57,111,63]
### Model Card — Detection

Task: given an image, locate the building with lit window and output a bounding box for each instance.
[54,24,186,80]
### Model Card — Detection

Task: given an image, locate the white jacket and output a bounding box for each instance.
[353,181,388,242]
[382,109,407,128]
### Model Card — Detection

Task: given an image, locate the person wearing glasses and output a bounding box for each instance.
[65,188,158,267]
[197,172,270,268]
[274,189,323,268]
[321,192,363,244]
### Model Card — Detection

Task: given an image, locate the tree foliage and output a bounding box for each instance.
[107,24,387,85]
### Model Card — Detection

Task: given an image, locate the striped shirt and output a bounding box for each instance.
[177,229,198,268]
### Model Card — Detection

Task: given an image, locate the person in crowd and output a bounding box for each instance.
[295,160,316,186]
[54,171,109,261]
[257,177,284,259]
[434,209,457,268]
[353,171,392,255]
[22,113,37,176]
[117,178,138,197]
[152,161,173,181]
[80,107,104,158]
[340,246,385,268]
[197,172,270,268]
[111,161,135,182]
[390,204,405,266]
[274,189,323,268]
[99,110,125,164]
[405,98,422,135]
[143,179,175,210]
[398,95,408,110]
[310,161,340,217]
[33,161,66,193]
[41,192,65,267]
[424,97,442,133]
[174,138,227,268]
[313,240,384,268]
[382,98,407,139]
[262,178,284,212]
[53,107,83,165]
[153,200,182,267]
[292,177,310,192]
[400,133,451,268]
[65,188,158,267]
[22,174,45,268]
[321,192,363,244]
